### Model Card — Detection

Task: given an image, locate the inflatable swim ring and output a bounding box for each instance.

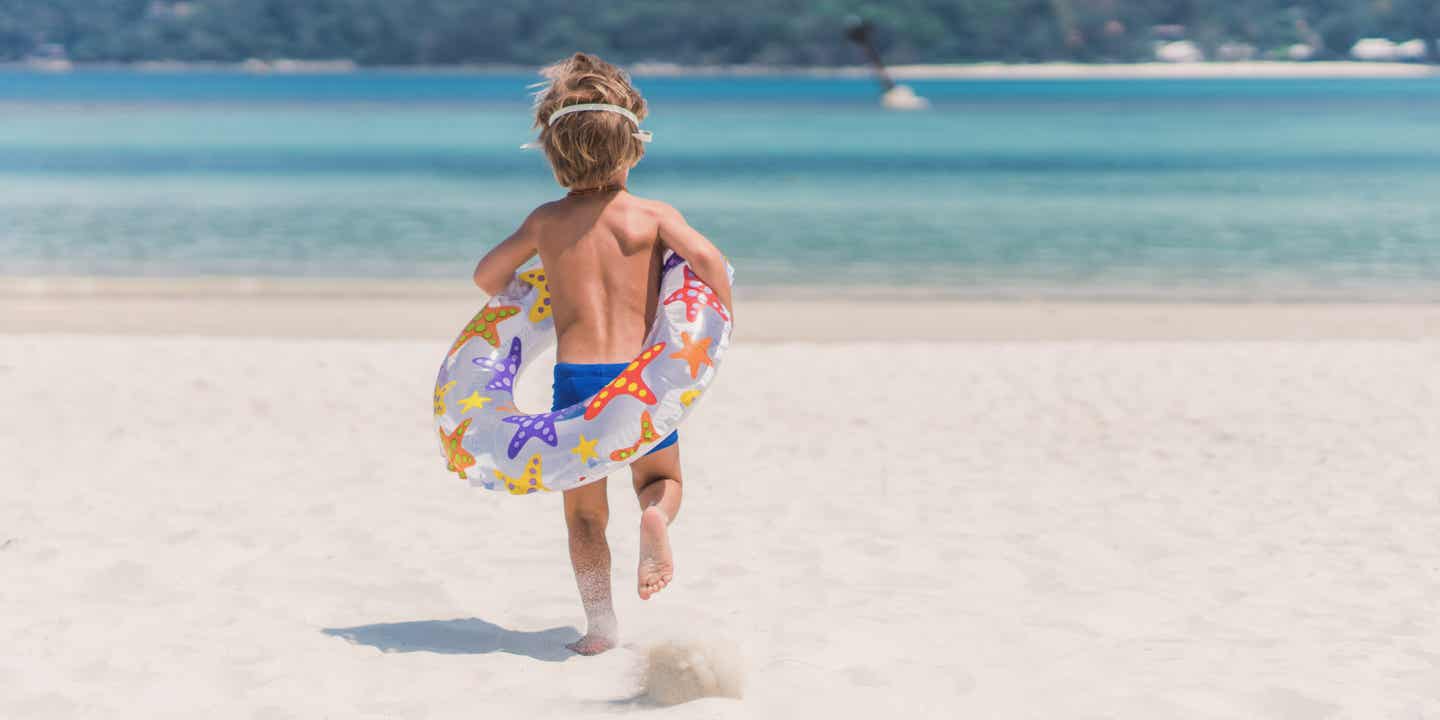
[434,251,732,494]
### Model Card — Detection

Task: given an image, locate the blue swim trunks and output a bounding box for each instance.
[552,362,677,456]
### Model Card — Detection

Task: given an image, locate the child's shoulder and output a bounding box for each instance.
[520,194,684,245]
[613,194,689,230]
[524,194,673,219]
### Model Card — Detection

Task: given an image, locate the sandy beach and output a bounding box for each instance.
[2,289,1438,718]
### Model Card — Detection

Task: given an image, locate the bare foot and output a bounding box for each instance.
[637,505,674,599]
[566,633,616,656]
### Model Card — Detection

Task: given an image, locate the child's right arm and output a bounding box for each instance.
[472,208,544,296]
[656,203,733,314]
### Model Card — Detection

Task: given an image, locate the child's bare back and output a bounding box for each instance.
[534,192,665,364]
[469,53,731,656]
[476,189,729,363]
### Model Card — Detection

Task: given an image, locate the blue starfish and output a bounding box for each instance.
[472,336,522,392]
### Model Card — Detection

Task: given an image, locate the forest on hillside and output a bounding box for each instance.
[2,0,1437,66]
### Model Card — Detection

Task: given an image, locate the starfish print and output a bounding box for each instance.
[518,268,552,323]
[662,267,730,323]
[472,336,522,392]
[449,305,520,355]
[583,342,666,420]
[668,331,714,379]
[680,389,702,407]
[501,405,581,459]
[571,434,600,464]
[609,411,662,462]
[438,418,475,479]
[457,391,492,413]
[494,454,550,494]
[433,380,456,416]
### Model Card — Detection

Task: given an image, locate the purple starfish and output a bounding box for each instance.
[472,336,522,392]
[662,251,686,276]
[500,403,584,459]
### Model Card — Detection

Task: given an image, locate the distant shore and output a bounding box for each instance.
[636,60,1438,79]
[4,59,1435,79]
[885,60,1438,79]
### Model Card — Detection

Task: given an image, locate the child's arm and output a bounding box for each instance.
[656,204,733,314]
[472,210,543,295]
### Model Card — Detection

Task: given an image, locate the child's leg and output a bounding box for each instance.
[628,444,682,599]
[563,478,616,655]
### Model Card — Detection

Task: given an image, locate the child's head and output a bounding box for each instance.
[533,53,648,189]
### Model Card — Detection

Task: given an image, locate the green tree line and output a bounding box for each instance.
[2,0,1436,65]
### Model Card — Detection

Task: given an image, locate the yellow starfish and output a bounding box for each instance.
[680,389,702,407]
[494,454,550,494]
[668,332,713,379]
[518,268,552,323]
[457,391,492,413]
[433,380,456,416]
[571,434,600,463]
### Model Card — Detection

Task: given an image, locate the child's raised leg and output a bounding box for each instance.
[563,478,616,655]
[629,444,682,599]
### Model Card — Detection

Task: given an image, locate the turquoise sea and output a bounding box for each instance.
[3,69,1440,298]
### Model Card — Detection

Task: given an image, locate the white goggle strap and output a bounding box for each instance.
[521,102,652,149]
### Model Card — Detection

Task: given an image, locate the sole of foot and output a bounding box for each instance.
[638,505,674,600]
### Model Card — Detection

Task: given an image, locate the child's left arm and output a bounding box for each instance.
[472,209,544,295]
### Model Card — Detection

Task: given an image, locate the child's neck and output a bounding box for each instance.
[567,183,625,198]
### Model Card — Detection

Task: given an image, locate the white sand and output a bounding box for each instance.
[3,322,1439,717]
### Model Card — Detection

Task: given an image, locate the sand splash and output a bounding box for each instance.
[640,637,745,706]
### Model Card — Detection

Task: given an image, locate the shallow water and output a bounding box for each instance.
[3,70,1440,298]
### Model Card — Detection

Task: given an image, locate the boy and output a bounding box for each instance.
[471,53,733,656]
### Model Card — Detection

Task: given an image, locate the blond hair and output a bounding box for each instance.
[533,53,648,189]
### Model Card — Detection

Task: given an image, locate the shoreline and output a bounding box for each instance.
[7,275,1440,302]
[4,60,1435,80]
[3,276,1437,341]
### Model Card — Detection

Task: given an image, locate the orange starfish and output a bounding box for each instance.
[668,331,713,379]
[448,305,520,355]
[609,411,662,462]
[438,418,475,479]
[583,342,665,420]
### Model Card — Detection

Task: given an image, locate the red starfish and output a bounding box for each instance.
[662,267,730,323]
[583,342,665,420]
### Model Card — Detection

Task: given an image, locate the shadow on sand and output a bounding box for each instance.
[322,618,580,663]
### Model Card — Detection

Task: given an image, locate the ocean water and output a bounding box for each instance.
[3,69,1440,298]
